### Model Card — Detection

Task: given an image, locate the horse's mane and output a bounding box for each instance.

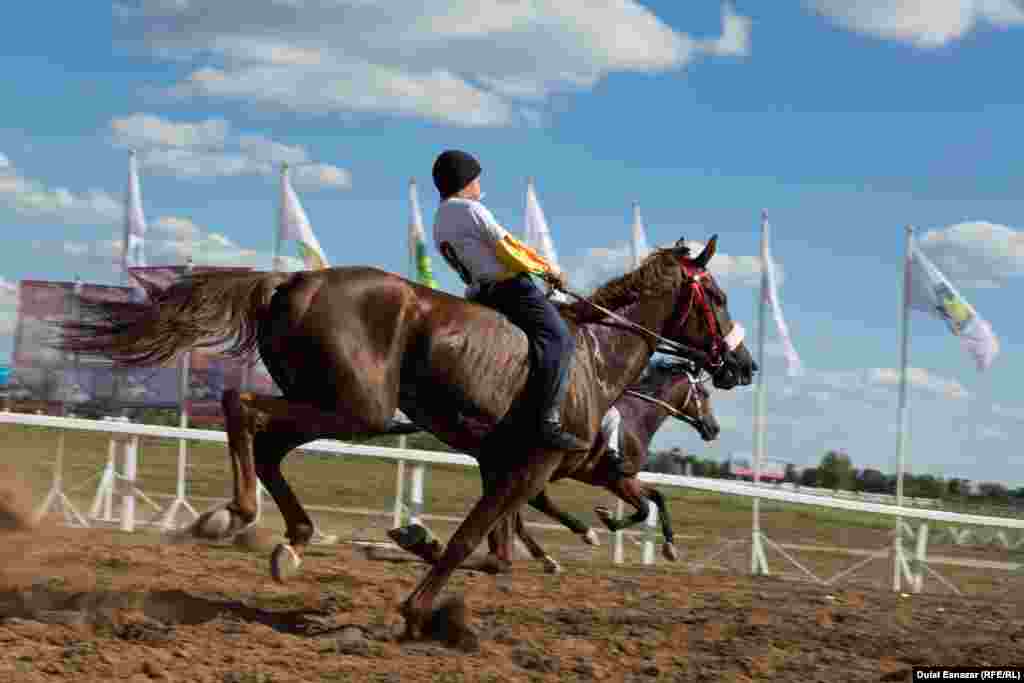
[559,248,683,324]
[634,356,693,392]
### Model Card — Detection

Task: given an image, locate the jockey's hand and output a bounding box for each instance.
[544,269,567,291]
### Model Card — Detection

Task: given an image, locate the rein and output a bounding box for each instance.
[556,287,713,364]
[624,374,706,431]
[555,262,745,370]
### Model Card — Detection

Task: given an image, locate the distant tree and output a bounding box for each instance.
[784,463,799,484]
[702,459,722,478]
[946,478,969,498]
[818,450,855,490]
[857,468,887,494]
[800,467,819,488]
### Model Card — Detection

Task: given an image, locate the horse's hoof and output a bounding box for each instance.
[192,508,232,540]
[388,524,431,551]
[270,543,302,583]
[582,529,601,546]
[542,555,562,574]
[662,542,680,562]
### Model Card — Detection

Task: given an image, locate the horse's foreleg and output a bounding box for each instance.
[529,489,598,545]
[645,487,680,561]
[400,453,561,641]
[595,477,649,533]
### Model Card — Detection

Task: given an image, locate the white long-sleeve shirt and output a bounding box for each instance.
[600,406,622,454]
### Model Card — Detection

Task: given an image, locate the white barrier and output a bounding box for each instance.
[4,411,1022,589]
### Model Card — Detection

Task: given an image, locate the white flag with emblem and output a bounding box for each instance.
[278,163,328,271]
[907,235,999,371]
[760,212,803,377]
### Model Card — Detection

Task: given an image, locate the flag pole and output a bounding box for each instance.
[751,210,770,575]
[273,163,287,272]
[893,224,914,591]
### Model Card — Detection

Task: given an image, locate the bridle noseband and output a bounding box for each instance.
[624,365,711,433]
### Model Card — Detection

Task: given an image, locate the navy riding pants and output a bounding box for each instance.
[474,274,574,422]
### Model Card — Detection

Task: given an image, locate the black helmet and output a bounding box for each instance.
[432,150,482,199]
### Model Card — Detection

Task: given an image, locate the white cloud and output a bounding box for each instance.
[699,5,752,57]
[805,0,1024,47]
[866,366,970,399]
[138,147,271,179]
[0,276,18,335]
[115,0,752,127]
[153,215,202,241]
[109,113,351,187]
[0,154,120,225]
[812,366,970,401]
[293,163,352,190]
[237,134,308,164]
[917,221,1024,289]
[110,113,230,149]
[568,239,772,293]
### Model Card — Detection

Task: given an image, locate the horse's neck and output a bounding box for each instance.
[580,298,676,414]
[625,375,683,446]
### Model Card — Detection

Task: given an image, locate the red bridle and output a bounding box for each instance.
[667,260,727,367]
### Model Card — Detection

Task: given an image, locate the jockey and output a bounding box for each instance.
[431,149,588,452]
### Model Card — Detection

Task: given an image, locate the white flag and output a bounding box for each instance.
[907,236,999,371]
[630,201,649,269]
[524,178,560,270]
[524,177,568,302]
[278,163,328,271]
[408,179,438,288]
[761,212,803,377]
[123,150,147,272]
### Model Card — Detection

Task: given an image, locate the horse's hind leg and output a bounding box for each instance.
[645,487,680,561]
[190,389,269,539]
[530,489,600,546]
[595,476,650,532]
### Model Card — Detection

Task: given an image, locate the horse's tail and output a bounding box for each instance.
[56,270,294,366]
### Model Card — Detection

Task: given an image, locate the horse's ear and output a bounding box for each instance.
[673,237,691,257]
[693,234,718,268]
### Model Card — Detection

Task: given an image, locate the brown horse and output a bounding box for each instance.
[58,236,754,639]
[389,356,719,573]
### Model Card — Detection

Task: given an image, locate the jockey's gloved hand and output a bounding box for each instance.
[543,269,567,292]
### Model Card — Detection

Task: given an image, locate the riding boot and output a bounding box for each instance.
[606,449,629,480]
[538,405,589,451]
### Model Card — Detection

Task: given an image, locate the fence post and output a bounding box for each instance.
[613,498,625,565]
[913,522,929,593]
[119,436,138,532]
[641,500,658,565]
[409,463,425,526]
[393,459,406,528]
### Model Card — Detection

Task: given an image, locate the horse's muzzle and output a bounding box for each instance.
[698,415,720,441]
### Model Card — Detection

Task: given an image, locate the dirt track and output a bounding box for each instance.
[1,525,1022,683]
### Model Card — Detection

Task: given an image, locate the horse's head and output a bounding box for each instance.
[647,359,720,441]
[664,235,758,390]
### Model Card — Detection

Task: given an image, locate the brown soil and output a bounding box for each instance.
[1,525,1022,683]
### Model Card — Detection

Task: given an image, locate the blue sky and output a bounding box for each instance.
[2,2,1024,485]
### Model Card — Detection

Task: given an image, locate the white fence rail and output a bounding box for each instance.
[4,411,1022,591]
